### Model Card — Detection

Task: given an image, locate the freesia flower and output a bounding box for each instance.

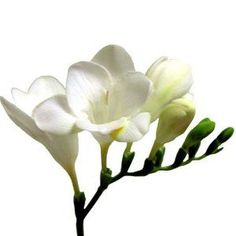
[155,95,196,144]
[149,95,195,159]
[142,57,193,122]
[0,77,79,195]
[33,45,152,145]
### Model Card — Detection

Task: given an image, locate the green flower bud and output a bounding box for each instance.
[205,127,234,155]
[217,127,234,143]
[183,119,215,150]
[155,96,196,145]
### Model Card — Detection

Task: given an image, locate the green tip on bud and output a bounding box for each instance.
[155,96,196,145]
[205,127,234,155]
[183,119,215,150]
[217,127,234,143]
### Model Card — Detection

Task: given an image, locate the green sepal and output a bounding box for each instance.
[121,152,135,173]
[142,159,155,175]
[183,118,215,150]
[154,147,165,167]
[188,142,201,159]
[100,168,112,189]
[172,148,187,168]
[74,192,86,218]
[205,139,220,155]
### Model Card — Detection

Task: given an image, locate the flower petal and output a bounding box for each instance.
[92,45,135,78]
[12,76,65,115]
[45,133,78,173]
[0,96,45,141]
[33,95,78,135]
[76,117,125,134]
[155,95,196,145]
[114,112,151,142]
[66,61,112,118]
[108,72,152,120]
[1,97,78,174]
[143,59,193,122]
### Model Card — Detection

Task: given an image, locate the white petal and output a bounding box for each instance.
[45,133,78,173]
[33,95,78,135]
[155,96,196,144]
[66,61,112,118]
[1,97,78,174]
[12,76,65,115]
[108,72,152,120]
[0,96,45,141]
[113,112,151,142]
[76,117,125,134]
[92,45,135,78]
[143,59,193,121]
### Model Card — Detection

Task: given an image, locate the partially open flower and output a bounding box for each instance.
[0,77,79,182]
[155,95,196,145]
[33,45,152,144]
[142,57,193,122]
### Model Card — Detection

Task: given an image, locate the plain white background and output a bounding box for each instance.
[0,0,235,235]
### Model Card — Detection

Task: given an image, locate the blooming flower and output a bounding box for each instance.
[142,57,193,122]
[33,45,152,144]
[0,77,79,192]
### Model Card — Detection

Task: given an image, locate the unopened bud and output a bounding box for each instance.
[155,96,196,145]
[183,119,215,150]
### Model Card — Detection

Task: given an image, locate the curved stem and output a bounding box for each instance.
[84,186,105,217]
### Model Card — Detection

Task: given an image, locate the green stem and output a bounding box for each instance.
[74,194,86,236]
[83,186,106,217]
[124,142,133,154]
[100,143,111,171]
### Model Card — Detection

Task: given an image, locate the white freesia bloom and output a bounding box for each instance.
[155,95,196,145]
[142,57,193,122]
[149,95,195,159]
[0,77,79,182]
[33,45,152,144]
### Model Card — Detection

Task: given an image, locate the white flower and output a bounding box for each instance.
[142,57,193,122]
[155,95,196,145]
[0,77,79,186]
[149,95,195,159]
[33,45,152,144]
